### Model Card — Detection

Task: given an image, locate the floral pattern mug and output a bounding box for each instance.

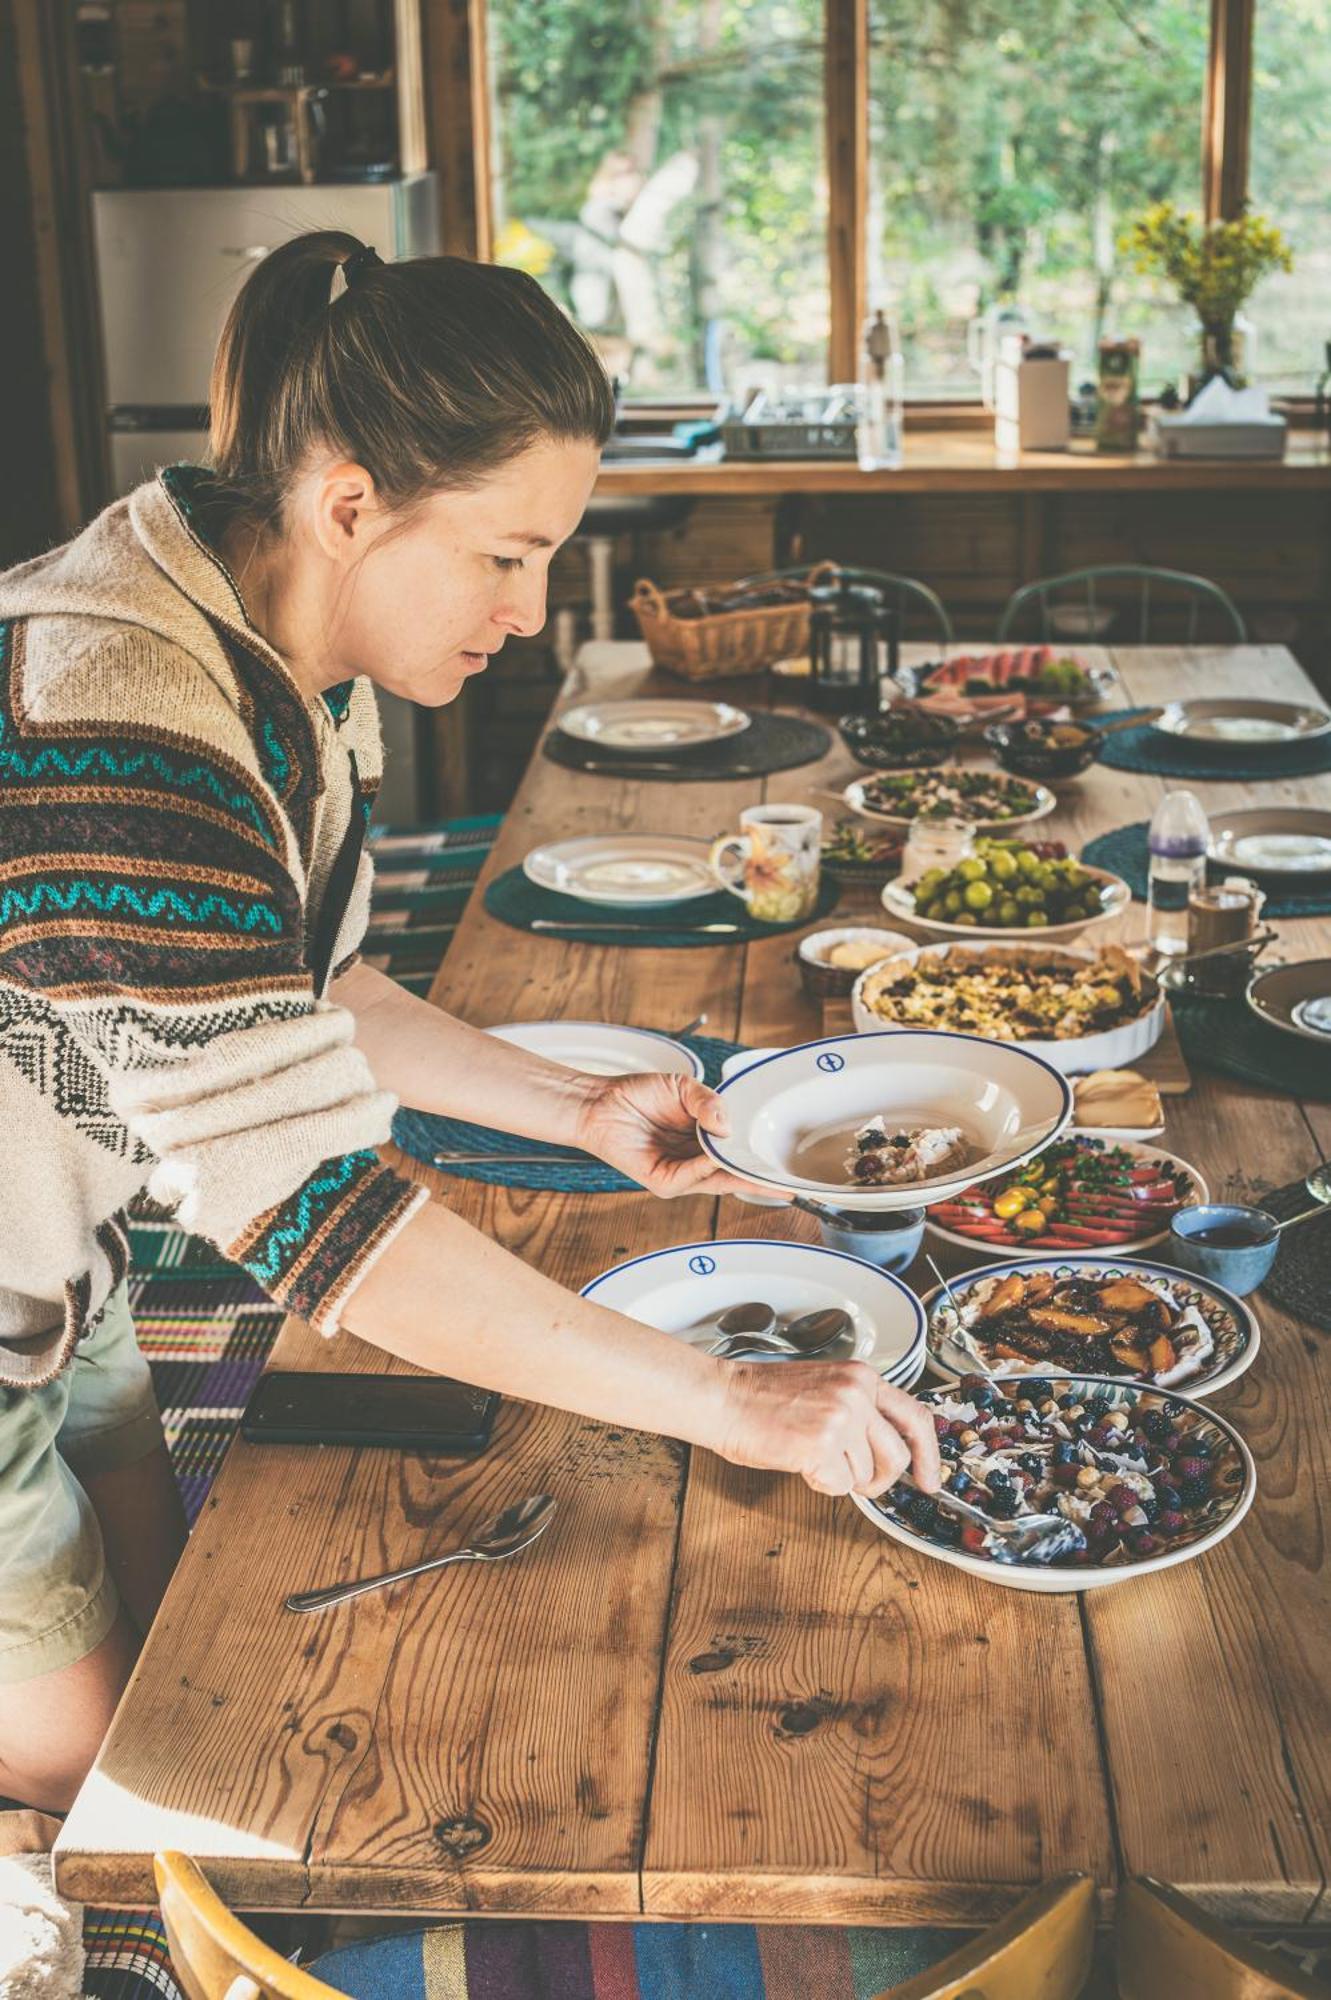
[710,804,822,923]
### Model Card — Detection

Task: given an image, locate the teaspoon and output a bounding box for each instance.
[285,1494,556,1613]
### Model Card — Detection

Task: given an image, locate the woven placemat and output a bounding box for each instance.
[484,864,840,946]
[1082,821,1331,919]
[544,709,831,782]
[392,1031,745,1190]
[1169,990,1331,1100]
[1257,1178,1331,1331]
[1094,707,1331,781]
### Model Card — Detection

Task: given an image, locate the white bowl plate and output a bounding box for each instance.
[881,866,1131,945]
[699,1031,1073,1211]
[580,1236,927,1380]
[486,1021,704,1081]
[557,698,751,752]
[523,834,717,906]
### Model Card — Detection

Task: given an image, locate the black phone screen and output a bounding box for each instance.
[240,1372,499,1453]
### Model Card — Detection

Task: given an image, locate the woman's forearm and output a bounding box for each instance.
[340,1193,726,1448]
[331,959,595,1144]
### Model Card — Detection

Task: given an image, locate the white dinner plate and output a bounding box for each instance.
[842,770,1057,832]
[1208,808,1331,879]
[581,1236,927,1381]
[1153,698,1331,746]
[523,834,717,906]
[698,1031,1073,1212]
[1247,960,1331,1044]
[881,865,1131,945]
[486,1021,704,1080]
[557,698,751,752]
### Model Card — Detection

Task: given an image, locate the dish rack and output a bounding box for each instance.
[719,387,859,461]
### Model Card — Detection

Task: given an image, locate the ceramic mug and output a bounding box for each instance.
[710,805,822,924]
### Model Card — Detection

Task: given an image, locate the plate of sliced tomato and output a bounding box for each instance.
[926,1132,1207,1257]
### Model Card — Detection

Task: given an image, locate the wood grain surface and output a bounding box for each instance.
[57,646,1331,1929]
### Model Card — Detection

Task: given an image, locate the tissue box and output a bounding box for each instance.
[1150,413,1287,459]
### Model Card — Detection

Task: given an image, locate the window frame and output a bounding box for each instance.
[442,0,1303,411]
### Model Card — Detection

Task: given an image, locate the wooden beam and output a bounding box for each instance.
[825,0,867,383]
[420,0,492,260]
[1203,0,1254,220]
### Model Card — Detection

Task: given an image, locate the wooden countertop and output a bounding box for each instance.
[594,431,1331,496]
[57,647,1331,1928]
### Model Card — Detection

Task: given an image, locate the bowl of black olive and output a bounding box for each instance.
[838,708,960,771]
[984,717,1101,782]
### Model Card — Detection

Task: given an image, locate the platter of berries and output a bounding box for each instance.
[926,1134,1207,1257]
[922,1255,1258,1397]
[852,1374,1255,1592]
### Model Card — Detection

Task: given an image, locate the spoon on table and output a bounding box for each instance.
[709,1306,853,1361]
[1271,1159,1331,1234]
[285,1494,556,1614]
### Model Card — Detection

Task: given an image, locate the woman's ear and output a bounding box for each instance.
[309,460,382,562]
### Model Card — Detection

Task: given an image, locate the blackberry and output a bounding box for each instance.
[1142,1411,1171,1444]
[1163,1398,1187,1419]
[939,1436,961,1461]
[991,1398,1017,1420]
[1137,1495,1159,1523]
[1025,1377,1053,1401]
[1018,1452,1043,1479]
[987,1487,1021,1519]
[908,1495,939,1532]
[856,1130,885,1154]
[1085,1394,1112,1419]
[1178,1476,1212,1508]
[987,1469,1013,1493]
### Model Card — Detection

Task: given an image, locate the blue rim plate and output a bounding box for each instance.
[581,1237,927,1380]
[922,1253,1259,1397]
[699,1030,1073,1211]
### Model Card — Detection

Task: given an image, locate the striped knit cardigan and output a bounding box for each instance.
[0,466,427,1388]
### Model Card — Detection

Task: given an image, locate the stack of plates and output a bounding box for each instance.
[581,1237,928,1387]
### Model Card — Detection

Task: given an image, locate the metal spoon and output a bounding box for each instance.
[704,1300,778,1355]
[285,1494,556,1614]
[709,1305,853,1361]
[893,1476,1085,1567]
[1272,1159,1331,1234]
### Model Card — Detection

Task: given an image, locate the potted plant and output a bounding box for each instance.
[1124,203,1292,391]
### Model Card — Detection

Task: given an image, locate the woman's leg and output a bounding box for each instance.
[83,1441,187,1637]
[0,1611,138,1813]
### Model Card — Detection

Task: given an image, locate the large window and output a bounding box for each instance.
[482,0,1329,401]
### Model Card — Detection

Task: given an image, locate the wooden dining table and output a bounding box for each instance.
[56,644,1331,1933]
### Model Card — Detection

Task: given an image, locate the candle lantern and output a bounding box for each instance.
[806,572,900,715]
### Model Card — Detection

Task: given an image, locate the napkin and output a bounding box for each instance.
[1176,376,1273,425]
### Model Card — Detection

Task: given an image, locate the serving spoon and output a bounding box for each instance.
[707,1305,853,1361]
[285,1494,555,1614]
[892,1476,1086,1567]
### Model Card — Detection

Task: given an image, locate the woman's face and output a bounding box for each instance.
[308,435,602,707]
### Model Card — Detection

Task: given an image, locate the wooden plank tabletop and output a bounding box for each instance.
[57,646,1331,1928]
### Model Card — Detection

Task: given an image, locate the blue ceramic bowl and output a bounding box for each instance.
[1169,1203,1279,1296]
[813,1204,926,1274]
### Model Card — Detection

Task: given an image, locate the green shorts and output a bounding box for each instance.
[0,1284,164,1684]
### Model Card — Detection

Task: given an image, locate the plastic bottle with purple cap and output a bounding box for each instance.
[1147,789,1209,956]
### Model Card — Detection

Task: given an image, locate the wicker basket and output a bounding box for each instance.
[629,570,826,682]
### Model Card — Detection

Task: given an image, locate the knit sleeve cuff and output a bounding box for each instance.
[226,1150,430,1336]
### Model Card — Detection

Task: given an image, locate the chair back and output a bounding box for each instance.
[1116,1876,1330,1999]
[873,1873,1096,1999]
[737,564,955,647]
[153,1853,340,2000]
[998,564,1246,645]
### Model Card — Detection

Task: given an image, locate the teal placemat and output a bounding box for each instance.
[1170,991,1331,1100]
[1094,707,1331,780]
[1082,821,1331,919]
[484,864,840,946]
[393,1032,745,1190]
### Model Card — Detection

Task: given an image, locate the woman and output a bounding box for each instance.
[0,234,937,1812]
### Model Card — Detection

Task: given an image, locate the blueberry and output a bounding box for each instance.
[1058,1393,1079,1409]
[1054,1441,1079,1465]
[971,1385,998,1410]
[1155,1484,1181,1512]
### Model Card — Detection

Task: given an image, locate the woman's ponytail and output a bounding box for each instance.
[206,230,614,526]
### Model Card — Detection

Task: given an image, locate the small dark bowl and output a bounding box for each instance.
[984,717,1101,782]
[839,709,961,772]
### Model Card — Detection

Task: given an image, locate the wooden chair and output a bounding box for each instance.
[153,1851,340,2000]
[997,564,1246,645]
[737,563,955,647]
[869,1873,1097,1999]
[1116,1875,1331,2000]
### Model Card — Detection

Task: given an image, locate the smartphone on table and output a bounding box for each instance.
[241,1371,499,1454]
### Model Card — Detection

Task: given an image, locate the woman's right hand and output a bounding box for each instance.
[711,1359,942,1499]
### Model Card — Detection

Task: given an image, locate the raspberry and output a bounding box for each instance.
[1173,1456,1209,1482]
[1158,1509,1186,1536]
[1108,1483,1139,1515]
[1053,1462,1082,1488]
[1088,1501,1116,1533]
[1163,1431,1184,1455]
[960,1524,990,1554]
[1129,1530,1160,1558]
[959,1373,989,1395]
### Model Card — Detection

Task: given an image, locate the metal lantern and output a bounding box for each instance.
[806,573,900,716]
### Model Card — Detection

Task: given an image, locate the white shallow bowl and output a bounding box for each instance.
[881,865,1131,945]
[852,1374,1256,1592]
[486,1021,703,1080]
[557,698,750,751]
[581,1236,927,1380]
[851,940,1165,1078]
[699,1031,1072,1211]
[798,926,917,972]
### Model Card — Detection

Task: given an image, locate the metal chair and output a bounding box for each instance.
[998,565,1247,645]
[738,562,955,648]
[1116,1876,1331,1999]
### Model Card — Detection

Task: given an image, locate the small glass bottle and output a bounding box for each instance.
[1148,789,1209,956]
[858,308,904,471]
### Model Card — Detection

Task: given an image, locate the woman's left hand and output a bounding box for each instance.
[574,1072,761,1199]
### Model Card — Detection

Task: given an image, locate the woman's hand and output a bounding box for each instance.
[711,1360,942,1498]
[574,1071,763,1199]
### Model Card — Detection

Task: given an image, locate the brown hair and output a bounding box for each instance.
[208,231,614,524]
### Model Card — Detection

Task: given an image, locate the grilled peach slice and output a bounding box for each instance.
[1096,1278,1161,1315]
[1147,1334,1178,1377]
[975,1272,1026,1320]
[1028,1307,1111,1337]
[1109,1330,1152,1372]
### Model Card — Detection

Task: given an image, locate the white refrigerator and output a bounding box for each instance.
[92,176,440,821]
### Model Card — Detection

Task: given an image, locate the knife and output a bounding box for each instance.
[531,918,743,935]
